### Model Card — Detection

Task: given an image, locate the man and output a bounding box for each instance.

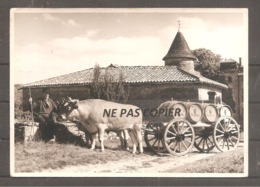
[29,88,57,142]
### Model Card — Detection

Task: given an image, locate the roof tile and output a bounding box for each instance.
[163,31,197,61]
[22,66,227,89]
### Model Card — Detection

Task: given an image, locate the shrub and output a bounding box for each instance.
[15,110,33,121]
[14,84,33,121]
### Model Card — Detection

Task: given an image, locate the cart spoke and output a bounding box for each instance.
[219,123,225,132]
[226,139,230,150]
[173,142,178,153]
[167,130,176,136]
[226,119,230,126]
[216,128,224,133]
[183,138,192,145]
[157,140,161,150]
[202,139,205,150]
[148,136,157,142]
[160,139,164,148]
[181,122,188,133]
[181,141,188,151]
[181,126,190,134]
[218,138,224,146]
[184,133,193,137]
[151,139,158,147]
[222,138,226,149]
[167,141,174,147]
[207,137,214,146]
[227,124,235,131]
[145,131,155,135]
[206,139,210,149]
[231,136,238,140]
[227,137,235,147]
[171,124,178,134]
[230,130,239,134]
[216,134,224,138]
[179,122,183,133]
[166,136,176,140]
[176,121,180,133]
[197,137,203,147]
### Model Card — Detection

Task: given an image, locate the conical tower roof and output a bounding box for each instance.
[163,31,197,61]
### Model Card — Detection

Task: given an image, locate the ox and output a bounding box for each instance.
[80,124,130,150]
[57,98,143,154]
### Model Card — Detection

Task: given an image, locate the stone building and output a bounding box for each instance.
[21,30,228,119]
[219,58,243,123]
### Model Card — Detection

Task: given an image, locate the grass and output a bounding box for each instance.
[15,140,140,172]
[15,140,244,173]
[165,147,244,173]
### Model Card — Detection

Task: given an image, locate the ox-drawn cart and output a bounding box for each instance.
[144,100,241,156]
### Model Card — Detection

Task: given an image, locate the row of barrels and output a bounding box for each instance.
[157,100,232,123]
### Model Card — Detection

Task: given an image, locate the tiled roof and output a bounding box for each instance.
[163,31,197,61]
[193,71,228,89]
[220,58,237,63]
[22,66,227,89]
[220,59,239,71]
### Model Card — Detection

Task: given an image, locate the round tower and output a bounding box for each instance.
[163,30,197,73]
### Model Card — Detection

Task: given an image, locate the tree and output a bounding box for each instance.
[14,84,32,121]
[91,64,130,102]
[92,64,102,99]
[191,48,222,80]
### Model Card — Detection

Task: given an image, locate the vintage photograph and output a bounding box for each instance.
[10,8,248,177]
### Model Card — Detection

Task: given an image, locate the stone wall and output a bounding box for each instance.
[15,121,121,146]
[22,83,201,111]
[238,74,243,124]
[15,122,40,142]
[21,82,226,122]
[219,70,242,122]
[126,83,199,120]
[198,87,222,101]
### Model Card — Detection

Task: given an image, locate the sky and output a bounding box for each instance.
[11,9,248,84]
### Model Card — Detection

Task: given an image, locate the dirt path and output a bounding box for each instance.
[38,140,244,175]
[41,149,218,174]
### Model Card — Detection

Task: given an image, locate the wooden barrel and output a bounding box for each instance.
[218,104,232,117]
[185,103,203,123]
[157,101,187,119]
[172,102,187,119]
[201,103,219,123]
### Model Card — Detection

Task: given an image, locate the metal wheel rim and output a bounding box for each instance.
[163,119,195,156]
[213,117,240,152]
[194,127,215,153]
[144,123,167,153]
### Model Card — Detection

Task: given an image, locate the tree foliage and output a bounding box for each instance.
[14,84,32,121]
[191,48,222,80]
[91,64,130,102]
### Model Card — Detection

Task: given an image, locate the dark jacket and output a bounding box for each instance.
[32,98,57,118]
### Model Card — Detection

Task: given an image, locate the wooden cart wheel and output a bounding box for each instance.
[144,123,167,153]
[213,117,240,152]
[163,119,195,156]
[194,127,215,153]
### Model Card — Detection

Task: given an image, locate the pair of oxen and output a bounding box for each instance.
[56,98,143,154]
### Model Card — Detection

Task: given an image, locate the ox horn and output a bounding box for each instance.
[74,102,79,109]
